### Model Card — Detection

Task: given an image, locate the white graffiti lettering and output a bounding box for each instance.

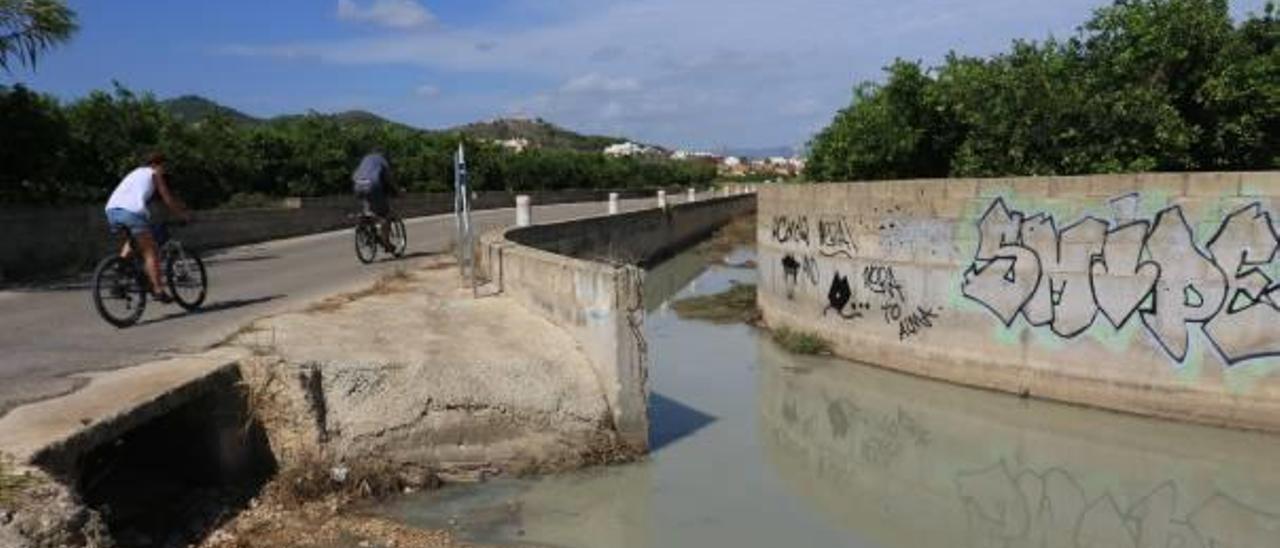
[962,197,1280,367]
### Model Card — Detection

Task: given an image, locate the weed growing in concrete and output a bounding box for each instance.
[671,284,760,324]
[305,269,417,314]
[772,327,832,355]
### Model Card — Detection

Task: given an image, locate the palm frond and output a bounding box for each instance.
[0,0,77,73]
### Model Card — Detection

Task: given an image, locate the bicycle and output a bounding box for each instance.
[353,213,407,264]
[91,221,208,328]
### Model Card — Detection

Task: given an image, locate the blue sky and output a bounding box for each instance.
[7,0,1273,150]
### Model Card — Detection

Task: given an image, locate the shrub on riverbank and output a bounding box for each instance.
[771,327,832,356]
[672,283,759,324]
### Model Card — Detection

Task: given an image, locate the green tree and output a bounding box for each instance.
[806,0,1280,180]
[0,0,76,73]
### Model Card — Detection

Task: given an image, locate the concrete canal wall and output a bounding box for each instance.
[482,194,757,451]
[757,172,1280,431]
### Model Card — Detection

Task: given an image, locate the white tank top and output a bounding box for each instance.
[105,167,156,214]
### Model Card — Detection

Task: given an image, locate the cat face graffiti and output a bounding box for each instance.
[828,273,852,312]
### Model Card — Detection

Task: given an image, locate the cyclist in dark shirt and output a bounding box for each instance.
[352,148,397,251]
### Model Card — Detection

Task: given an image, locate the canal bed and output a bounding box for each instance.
[372,247,1280,548]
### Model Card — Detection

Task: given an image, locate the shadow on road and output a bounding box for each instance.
[648,392,717,453]
[202,254,280,266]
[137,294,285,326]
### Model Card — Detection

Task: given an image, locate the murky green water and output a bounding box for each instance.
[374,248,1280,548]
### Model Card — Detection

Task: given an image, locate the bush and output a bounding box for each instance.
[0,85,717,207]
[771,327,832,355]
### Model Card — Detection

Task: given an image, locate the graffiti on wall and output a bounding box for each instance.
[957,460,1280,548]
[771,214,858,258]
[817,216,857,258]
[816,263,941,340]
[962,197,1280,366]
[781,253,820,300]
[824,272,870,319]
[771,215,810,246]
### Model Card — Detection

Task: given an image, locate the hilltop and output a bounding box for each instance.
[160,95,259,125]
[446,117,626,152]
[159,96,635,152]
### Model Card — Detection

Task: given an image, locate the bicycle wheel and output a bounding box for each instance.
[165,244,208,311]
[92,256,147,328]
[355,221,379,264]
[389,217,408,258]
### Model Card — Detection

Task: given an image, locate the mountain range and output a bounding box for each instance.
[160,95,625,153]
[160,95,796,157]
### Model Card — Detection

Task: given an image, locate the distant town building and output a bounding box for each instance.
[496,138,530,152]
[604,141,659,157]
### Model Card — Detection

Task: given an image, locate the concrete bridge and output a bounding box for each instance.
[0,190,712,416]
[0,187,756,547]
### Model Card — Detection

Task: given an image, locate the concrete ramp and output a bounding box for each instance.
[0,347,248,476]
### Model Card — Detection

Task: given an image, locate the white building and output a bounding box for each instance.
[604,142,655,157]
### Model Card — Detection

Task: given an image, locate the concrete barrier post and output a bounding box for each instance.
[516,195,532,227]
[657,190,667,208]
[687,187,697,203]
[608,192,619,215]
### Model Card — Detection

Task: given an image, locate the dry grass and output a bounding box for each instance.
[671,284,760,325]
[305,268,416,314]
[0,454,34,506]
[265,452,437,509]
[772,327,833,355]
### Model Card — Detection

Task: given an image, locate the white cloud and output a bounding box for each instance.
[415,84,441,97]
[560,74,640,94]
[227,0,1277,148]
[336,0,435,30]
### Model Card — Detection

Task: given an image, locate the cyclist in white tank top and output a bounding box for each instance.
[105,166,157,215]
[103,152,189,302]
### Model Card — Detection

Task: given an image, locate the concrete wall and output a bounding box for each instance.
[757,172,1280,431]
[482,194,757,451]
[0,188,677,281]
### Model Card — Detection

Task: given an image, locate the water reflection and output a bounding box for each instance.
[376,246,1280,548]
[757,338,1280,547]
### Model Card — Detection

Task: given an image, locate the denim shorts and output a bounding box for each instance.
[105,208,151,236]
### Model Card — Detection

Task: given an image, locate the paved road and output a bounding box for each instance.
[0,195,698,415]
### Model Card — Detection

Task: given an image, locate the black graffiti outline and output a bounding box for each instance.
[817,215,858,255]
[824,272,870,320]
[1136,206,1230,364]
[863,264,906,304]
[819,249,855,259]
[1201,203,1280,365]
[961,198,1044,328]
[1089,219,1160,329]
[955,459,1280,548]
[898,306,939,341]
[1019,213,1110,339]
[771,215,810,246]
[964,198,1280,367]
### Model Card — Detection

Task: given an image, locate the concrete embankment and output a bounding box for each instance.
[480,194,758,451]
[757,172,1280,431]
[0,192,755,547]
[0,187,682,281]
